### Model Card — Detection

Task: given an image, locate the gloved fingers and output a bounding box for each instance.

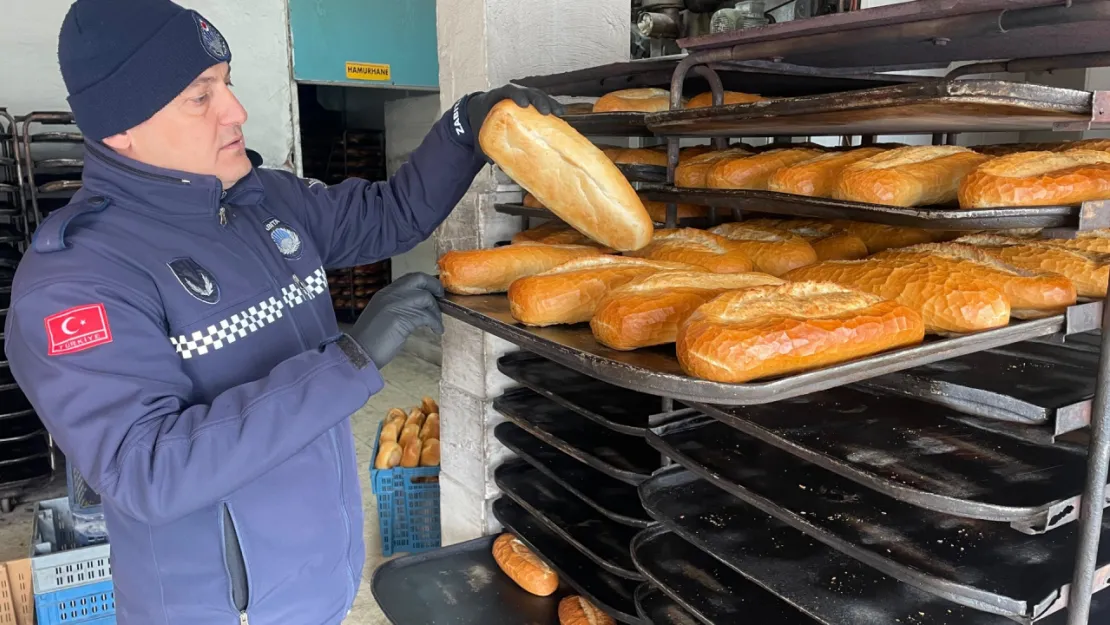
[507,87,532,109]
[418,307,446,335]
[393,272,444,297]
[529,92,552,116]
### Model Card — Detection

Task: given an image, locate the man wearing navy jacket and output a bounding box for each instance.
[4,1,561,624]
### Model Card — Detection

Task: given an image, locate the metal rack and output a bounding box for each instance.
[16,112,83,234]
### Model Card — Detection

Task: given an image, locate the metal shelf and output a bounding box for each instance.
[561,113,652,137]
[495,203,725,230]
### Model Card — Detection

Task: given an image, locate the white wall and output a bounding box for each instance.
[0,0,297,171]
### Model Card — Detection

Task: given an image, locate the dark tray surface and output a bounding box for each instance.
[561,112,652,137]
[635,583,702,625]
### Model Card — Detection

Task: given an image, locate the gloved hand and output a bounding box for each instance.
[467,84,564,157]
[349,272,445,370]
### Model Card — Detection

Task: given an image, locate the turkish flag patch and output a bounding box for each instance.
[44,304,113,356]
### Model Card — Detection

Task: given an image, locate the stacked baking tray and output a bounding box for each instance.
[17,112,83,232]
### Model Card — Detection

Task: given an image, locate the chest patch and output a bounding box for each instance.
[168,258,221,305]
[264,218,303,260]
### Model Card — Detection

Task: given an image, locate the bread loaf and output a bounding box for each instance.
[625,228,754,273]
[833,146,992,207]
[679,145,717,161]
[422,396,438,415]
[607,148,668,167]
[743,218,868,261]
[958,150,1110,208]
[379,420,401,446]
[642,201,710,223]
[685,91,764,108]
[398,423,421,450]
[492,534,559,596]
[400,437,421,468]
[559,596,616,625]
[439,243,606,295]
[956,234,1110,297]
[784,259,1011,334]
[386,408,406,424]
[767,148,886,197]
[420,413,440,441]
[374,441,402,470]
[708,223,819,276]
[1061,139,1110,153]
[828,220,936,253]
[593,88,675,113]
[511,222,613,250]
[508,256,704,326]
[478,101,654,251]
[875,243,1077,318]
[591,271,784,350]
[676,282,924,383]
[706,148,825,190]
[1039,229,1110,255]
[675,148,754,188]
[522,192,545,209]
[419,438,440,467]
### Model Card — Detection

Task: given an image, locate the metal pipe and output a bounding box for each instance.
[692,65,731,150]
[1065,296,1110,625]
[947,52,1110,80]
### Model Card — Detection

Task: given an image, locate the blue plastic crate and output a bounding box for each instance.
[369,421,440,557]
[30,497,114,625]
[33,579,115,625]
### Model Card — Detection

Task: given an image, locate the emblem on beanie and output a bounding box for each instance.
[194,13,231,63]
[264,218,303,260]
[168,258,221,305]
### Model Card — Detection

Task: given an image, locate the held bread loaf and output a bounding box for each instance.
[507,256,704,326]
[784,259,1011,334]
[708,223,819,276]
[593,88,676,113]
[478,101,653,251]
[956,234,1110,297]
[742,219,868,261]
[832,146,992,207]
[374,441,401,470]
[957,150,1110,208]
[559,596,616,625]
[875,243,1077,318]
[685,91,765,108]
[625,228,754,273]
[706,148,824,190]
[419,438,440,467]
[827,219,936,253]
[675,148,754,188]
[492,533,559,596]
[767,148,886,197]
[439,243,605,295]
[676,282,925,383]
[591,271,785,350]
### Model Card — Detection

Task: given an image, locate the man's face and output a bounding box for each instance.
[102,63,251,190]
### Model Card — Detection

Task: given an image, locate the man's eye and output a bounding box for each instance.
[193,94,209,104]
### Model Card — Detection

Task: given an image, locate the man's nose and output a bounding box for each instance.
[221,89,249,126]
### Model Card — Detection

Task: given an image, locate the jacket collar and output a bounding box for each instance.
[81,141,266,217]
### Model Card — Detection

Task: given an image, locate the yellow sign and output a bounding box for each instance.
[345,62,391,82]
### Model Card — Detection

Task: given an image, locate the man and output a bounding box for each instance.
[4,1,561,624]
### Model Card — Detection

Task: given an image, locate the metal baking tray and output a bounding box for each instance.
[560,113,652,137]
[641,467,1026,625]
[493,388,660,484]
[689,388,1097,534]
[497,352,689,435]
[632,525,814,625]
[494,497,644,624]
[442,293,1068,406]
[370,535,561,625]
[495,459,645,580]
[635,583,701,625]
[30,132,82,143]
[493,204,722,230]
[617,164,667,184]
[650,415,1110,622]
[495,422,653,528]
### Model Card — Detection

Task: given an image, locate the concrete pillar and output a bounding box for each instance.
[434,0,628,546]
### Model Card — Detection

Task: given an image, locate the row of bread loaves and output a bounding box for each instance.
[374,396,440,469]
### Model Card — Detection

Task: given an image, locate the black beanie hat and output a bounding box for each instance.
[58,0,233,141]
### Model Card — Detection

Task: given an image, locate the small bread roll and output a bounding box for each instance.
[492,533,559,596]
[685,91,764,109]
[398,423,421,450]
[420,413,440,441]
[421,396,439,416]
[386,408,406,424]
[592,88,674,113]
[374,441,402,470]
[404,408,426,431]
[559,595,615,625]
[400,437,422,468]
[420,438,440,467]
[379,420,401,445]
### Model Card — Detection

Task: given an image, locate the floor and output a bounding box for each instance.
[0,353,442,625]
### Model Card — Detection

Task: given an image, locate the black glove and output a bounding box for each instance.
[349,272,445,369]
[467,84,564,156]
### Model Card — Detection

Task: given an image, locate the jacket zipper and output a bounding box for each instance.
[329,431,358,607]
[221,503,251,625]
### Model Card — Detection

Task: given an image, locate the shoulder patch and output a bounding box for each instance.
[263,218,303,260]
[32,196,111,254]
[45,304,113,356]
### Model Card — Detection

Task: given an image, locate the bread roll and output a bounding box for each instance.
[685,91,764,108]
[439,243,606,295]
[478,101,654,251]
[419,438,440,467]
[559,596,615,625]
[642,201,710,223]
[608,148,668,167]
[742,219,868,261]
[708,223,819,276]
[676,283,924,383]
[508,256,704,326]
[422,396,438,416]
[767,148,886,197]
[591,271,785,350]
[784,259,1011,334]
[833,146,992,206]
[875,243,1077,318]
[400,436,422,468]
[404,408,426,431]
[956,234,1110,297]
[828,220,936,253]
[707,148,824,190]
[675,148,754,188]
[398,423,421,450]
[379,420,401,446]
[511,222,613,250]
[958,150,1110,208]
[374,441,402,470]
[420,413,440,441]
[625,228,754,273]
[492,533,559,596]
[593,88,675,113]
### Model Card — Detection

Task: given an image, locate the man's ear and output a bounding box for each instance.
[101,133,132,151]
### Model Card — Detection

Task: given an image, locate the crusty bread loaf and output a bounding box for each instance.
[680,145,717,161]
[379,421,401,447]
[419,438,440,467]
[706,148,825,190]
[591,271,784,350]
[559,595,616,625]
[675,148,754,188]
[743,219,868,261]
[784,259,1011,334]
[833,146,992,207]
[685,91,765,109]
[607,148,668,167]
[975,142,1057,156]
[642,201,710,223]
[626,228,754,273]
[676,282,924,383]
[420,413,440,441]
[400,436,421,468]
[956,234,1110,297]
[398,423,421,450]
[511,222,614,250]
[508,256,704,326]
[1061,139,1110,153]
[593,88,676,113]
[958,150,1110,208]
[827,220,936,253]
[374,441,402,470]
[708,223,819,276]
[439,243,606,295]
[492,534,559,597]
[1039,229,1110,255]
[767,148,886,197]
[875,243,1077,318]
[478,101,653,251]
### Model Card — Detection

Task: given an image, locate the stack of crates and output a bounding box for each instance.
[370,421,441,557]
[30,497,113,625]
